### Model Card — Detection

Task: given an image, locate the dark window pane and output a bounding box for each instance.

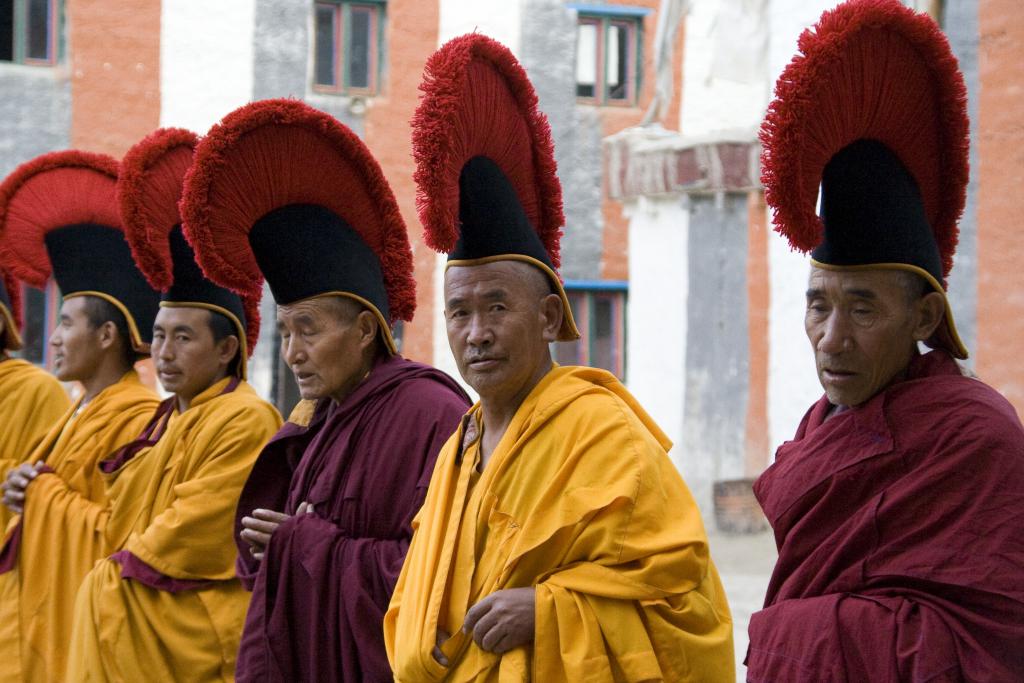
[20,284,46,364]
[606,22,630,101]
[0,0,14,62]
[590,295,616,372]
[552,292,585,366]
[575,21,597,98]
[347,6,373,89]
[26,0,50,61]
[314,4,337,86]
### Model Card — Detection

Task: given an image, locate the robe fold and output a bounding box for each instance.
[385,364,735,683]
[234,354,469,683]
[0,358,69,531]
[745,351,1024,682]
[0,371,158,683]
[66,377,281,682]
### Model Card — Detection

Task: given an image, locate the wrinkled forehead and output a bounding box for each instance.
[807,264,906,298]
[444,260,549,299]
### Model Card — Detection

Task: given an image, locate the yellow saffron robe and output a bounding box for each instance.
[0,358,70,531]
[385,365,735,682]
[66,377,281,682]
[0,370,158,683]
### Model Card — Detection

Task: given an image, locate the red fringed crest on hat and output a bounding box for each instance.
[1,268,22,330]
[180,98,416,323]
[412,33,565,268]
[760,0,969,279]
[118,128,200,290]
[120,128,261,353]
[0,151,121,288]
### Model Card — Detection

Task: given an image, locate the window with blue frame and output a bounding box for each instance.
[313,0,384,95]
[571,4,646,105]
[552,281,628,380]
[0,0,60,65]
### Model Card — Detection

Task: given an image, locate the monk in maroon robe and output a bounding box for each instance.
[749,3,1024,679]
[234,353,468,681]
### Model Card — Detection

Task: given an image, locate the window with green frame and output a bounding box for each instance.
[313,0,385,95]
[0,0,61,65]
[552,282,628,380]
[573,6,644,105]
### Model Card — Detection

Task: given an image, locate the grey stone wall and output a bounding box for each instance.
[943,0,979,361]
[252,0,365,135]
[520,0,604,280]
[0,64,71,176]
[682,193,750,512]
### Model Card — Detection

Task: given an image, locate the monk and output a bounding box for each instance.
[0,148,162,682]
[0,269,69,534]
[0,296,158,683]
[66,305,281,681]
[748,2,1024,679]
[387,258,734,681]
[178,98,471,681]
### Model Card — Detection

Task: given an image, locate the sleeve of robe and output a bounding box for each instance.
[121,402,283,582]
[527,395,735,683]
[745,404,1024,682]
[258,388,467,679]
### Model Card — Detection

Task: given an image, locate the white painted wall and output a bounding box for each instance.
[160,0,256,133]
[680,0,769,137]
[764,0,842,448]
[624,195,690,473]
[438,0,522,52]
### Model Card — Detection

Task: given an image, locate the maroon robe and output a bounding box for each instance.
[234,354,469,682]
[746,351,1024,682]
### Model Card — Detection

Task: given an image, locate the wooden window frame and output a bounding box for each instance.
[2,0,61,66]
[575,12,641,107]
[312,0,384,96]
[554,282,628,380]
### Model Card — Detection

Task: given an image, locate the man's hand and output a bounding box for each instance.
[239,502,315,561]
[432,629,450,667]
[1,461,46,514]
[462,587,536,654]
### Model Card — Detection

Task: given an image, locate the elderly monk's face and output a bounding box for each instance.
[445,261,563,403]
[805,267,943,408]
[277,295,377,403]
[49,296,109,382]
[152,307,238,406]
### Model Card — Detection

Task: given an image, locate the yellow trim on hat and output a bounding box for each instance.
[809,259,969,360]
[0,303,23,351]
[445,254,582,342]
[65,291,150,356]
[158,301,249,380]
[293,291,399,355]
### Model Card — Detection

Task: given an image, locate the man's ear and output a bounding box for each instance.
[912,291,946,342]
[96,320,119,351]
[540,293,564,343]
[217,335,241,367]
[356,310,380,351]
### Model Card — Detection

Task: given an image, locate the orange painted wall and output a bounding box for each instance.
[67,0,161,156]
[364,0,440,364]
[600,1,685,280]
[976,0,1024,416]
[745,191,770,474]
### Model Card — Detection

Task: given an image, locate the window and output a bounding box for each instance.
[552,282,627,379]
[575,10,642,105]
[18,281,59,366]
[313,1,384,95]
[0,0,59,65]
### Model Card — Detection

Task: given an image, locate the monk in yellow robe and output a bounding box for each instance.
[0,298,159,683]
[67,128,282,681]
[0,269,69,533]
[0,149,163,682]
[388,35,733,680]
